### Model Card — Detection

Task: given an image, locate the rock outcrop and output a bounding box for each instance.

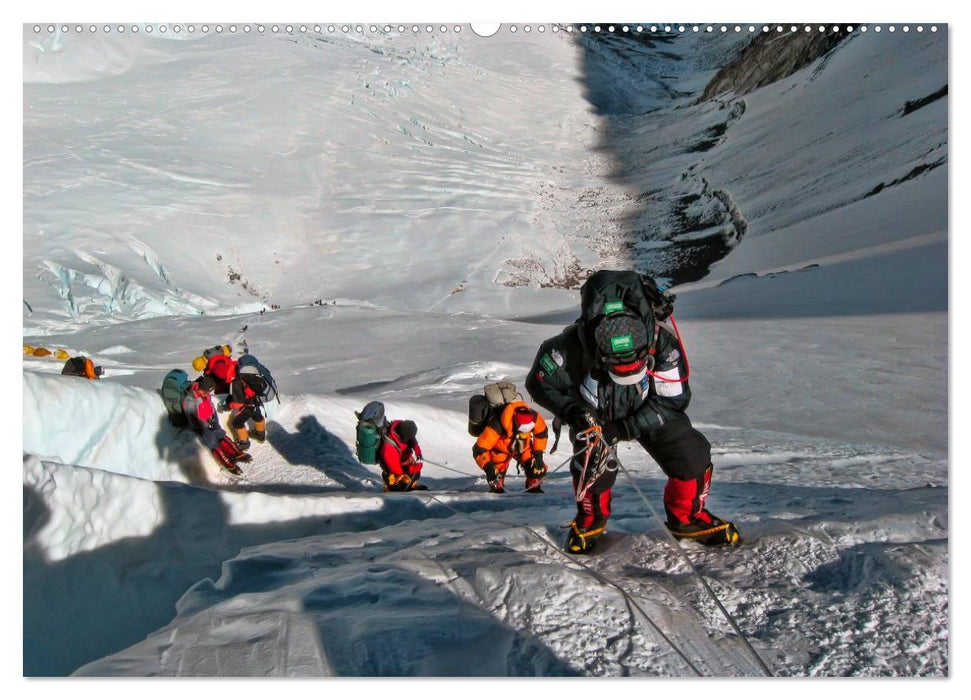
[701,28,852,100]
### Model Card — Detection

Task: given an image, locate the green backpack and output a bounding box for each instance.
[161,369,191,428]
[355,401,388,465]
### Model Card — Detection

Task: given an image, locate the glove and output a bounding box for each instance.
[385,473,412,490]
[524,453,547,478]
[601,420,628,446]
[483,463,498,483]
[565,404,597,433]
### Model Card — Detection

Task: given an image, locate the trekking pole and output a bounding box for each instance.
[616,461,774,677]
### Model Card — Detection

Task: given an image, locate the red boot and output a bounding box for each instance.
[663,465,739,545]
[219,436,252,464]
[212,445,241,474]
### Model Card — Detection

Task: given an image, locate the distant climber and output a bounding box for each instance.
[473,401,549,493]
[226,359,269,451]
[61,356,103,380]
[379,418,427,492]
[181,375,251,475]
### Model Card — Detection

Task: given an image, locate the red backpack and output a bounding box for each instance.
[206,355,237,383]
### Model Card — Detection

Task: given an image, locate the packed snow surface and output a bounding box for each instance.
[23,25,947,677]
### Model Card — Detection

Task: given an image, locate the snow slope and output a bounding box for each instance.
[23,26,615,333]
[22,24,948,677]
[24,370,947,676]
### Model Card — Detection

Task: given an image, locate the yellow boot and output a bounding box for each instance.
[227,418,250,450]
[252,419,267,443]
[234,426,251,450]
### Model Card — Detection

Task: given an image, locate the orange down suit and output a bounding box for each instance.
[473,401,548,476]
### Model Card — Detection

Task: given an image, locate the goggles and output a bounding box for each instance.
[602,346,653,385]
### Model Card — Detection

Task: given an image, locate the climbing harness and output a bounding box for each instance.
[573,426,617,504]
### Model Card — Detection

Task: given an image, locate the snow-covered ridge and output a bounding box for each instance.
[24,28,948,329]
[580,29,947,285]
[699,29,850,99]
[22,368,483,490]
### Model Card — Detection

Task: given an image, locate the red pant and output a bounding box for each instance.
[569,444,618,532]
[570,415,713,531]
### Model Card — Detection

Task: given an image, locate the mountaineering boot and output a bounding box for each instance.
[228,419,251,450]
[565,521,605,555]
[662,464,738,544]
[219,436,252,464]
[212,446,242,475]
[524,477,544,494]
[251,419,267,443]
[235,429,251,451]
[666,510,741,546]
[384,473,413,492]
[488,474,506,494]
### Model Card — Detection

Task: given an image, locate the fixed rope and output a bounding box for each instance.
[357,440,771,676]
[420,456,478,478]
[616,461,774,677]
[414,487,705,676]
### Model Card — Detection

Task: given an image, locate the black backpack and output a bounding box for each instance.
[61,357,89,377]
[468,382,519,437]
[61,356,103,379]
[237,354,279,403]
[579,270,675,328]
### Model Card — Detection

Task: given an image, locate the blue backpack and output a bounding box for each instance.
[237,354,279,403]
[161,369,191,427]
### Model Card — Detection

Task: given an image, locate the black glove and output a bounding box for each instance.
[526,452,547,477]
[483,463,498,482]
[565,404,597,433]
[601,420,628,446]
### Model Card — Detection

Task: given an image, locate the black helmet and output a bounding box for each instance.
[397,420,418,443]
[593,313,652,385]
